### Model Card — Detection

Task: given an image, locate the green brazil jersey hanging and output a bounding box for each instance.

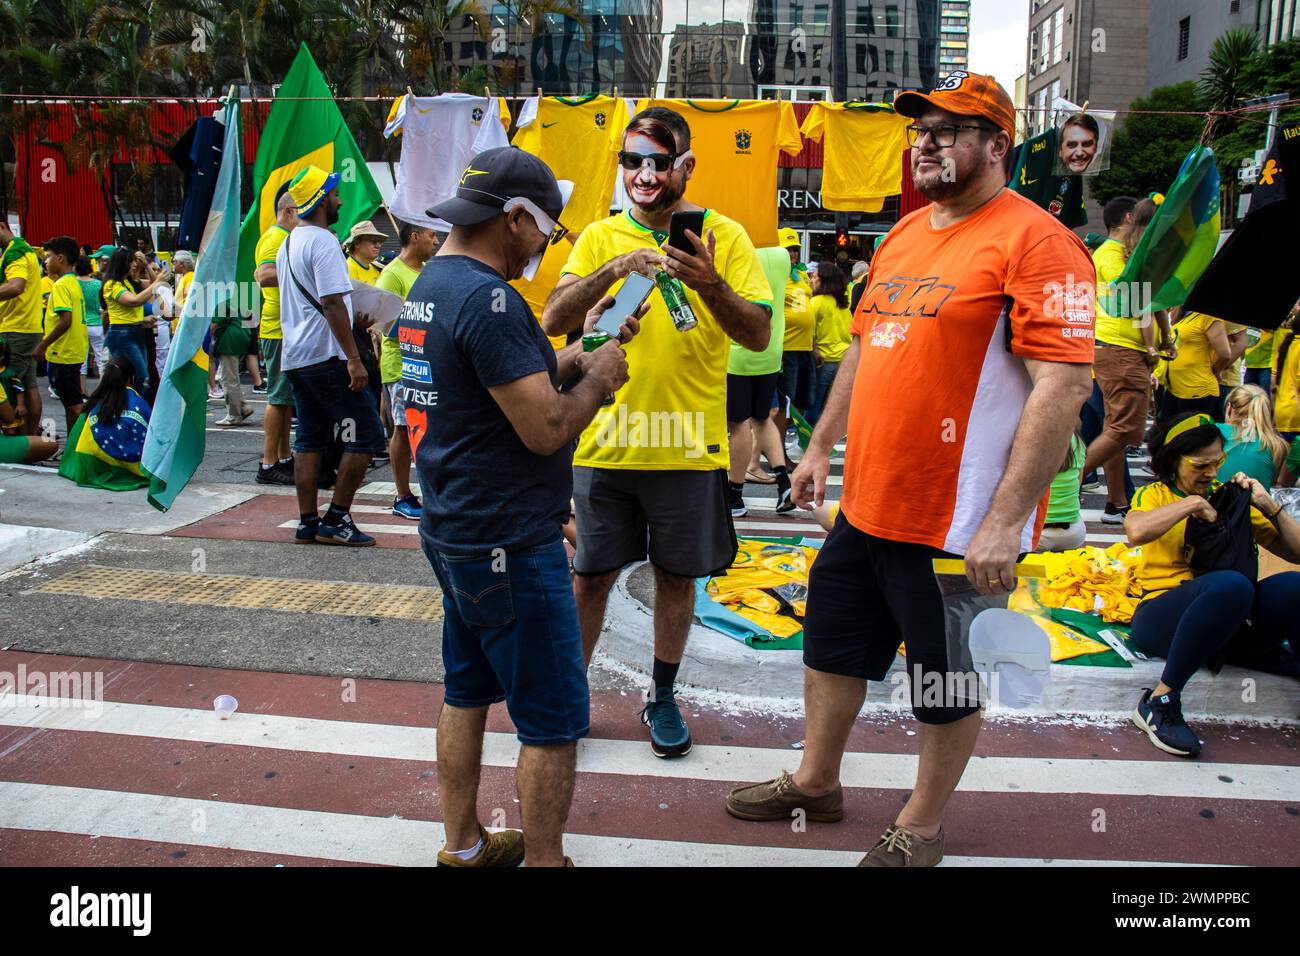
[1009,127,1087,229]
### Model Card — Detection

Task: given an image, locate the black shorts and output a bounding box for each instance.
[286,358,385,455]
[779,351,815,412]
[571,467,738,579]
[48,362,85,407]
[803,513,1000,725]
[726,372,780,424]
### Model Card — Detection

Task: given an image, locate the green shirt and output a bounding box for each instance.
[1046,434,1085,524]
[728,246,787,376]
[376,256,422,384]
[1217,423,1278,488]
[1009,127,1087,229]
[79,277,103,327]
[1287,436,1300,476]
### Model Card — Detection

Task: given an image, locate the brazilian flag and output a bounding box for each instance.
[790,404,814,452]
[1112,146,1221,316]
[59,390,152,491]
[236,43,383,299]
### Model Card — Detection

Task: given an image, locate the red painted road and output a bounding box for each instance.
[2,651,1297,866]
[168,493,830,549]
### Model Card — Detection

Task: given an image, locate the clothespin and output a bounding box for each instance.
[484,85,492,99]
[1080,100,1089,116]
[612,86,619,100]
[406,85,413,97]
[536,87,543,101]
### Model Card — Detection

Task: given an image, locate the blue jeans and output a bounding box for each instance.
[1131,571,1300,691]
[1080,380,1134,499]
[807,360,840,426]
[104,325,151,394]
[1244,367,1271,395]
[422,537,589,745]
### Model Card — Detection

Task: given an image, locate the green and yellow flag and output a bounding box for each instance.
[1112,146,1221,316]
[237,43,383,295]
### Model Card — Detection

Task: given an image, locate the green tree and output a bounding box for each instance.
[1092,83,1208,204]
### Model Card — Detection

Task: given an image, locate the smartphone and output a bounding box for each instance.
[667,210,706,255]
[595,271,655,338]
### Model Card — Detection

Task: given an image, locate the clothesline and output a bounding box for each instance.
[3,91,1297,123]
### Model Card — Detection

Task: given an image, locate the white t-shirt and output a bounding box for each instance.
[383,93,510,231]
[276,224,353,371]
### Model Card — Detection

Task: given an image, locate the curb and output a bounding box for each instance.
[0,524,94,578]
[599,564,1300,723]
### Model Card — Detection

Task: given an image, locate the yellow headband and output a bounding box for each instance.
[1165,414,1215,445]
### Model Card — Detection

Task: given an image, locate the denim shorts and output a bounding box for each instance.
[422,537,589,746]
[285,357,384,454]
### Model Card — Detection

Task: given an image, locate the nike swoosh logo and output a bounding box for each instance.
[1023,177,1039,186]
[542,122,558,128]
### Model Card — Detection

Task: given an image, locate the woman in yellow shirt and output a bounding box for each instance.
[100,247,164,396]
[1124,413,1300,757]
[1158,309,1232,423]
[1272,315,1299,443]
[807,260,852,425]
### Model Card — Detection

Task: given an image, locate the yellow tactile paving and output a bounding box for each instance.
[31,565,444,623]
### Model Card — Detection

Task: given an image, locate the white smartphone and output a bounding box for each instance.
[594,271,655,338]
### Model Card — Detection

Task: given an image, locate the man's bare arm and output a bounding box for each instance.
[489,344,628,456]
[0,276,27,301]
[255,263,278,288]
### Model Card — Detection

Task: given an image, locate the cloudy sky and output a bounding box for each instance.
[968,0,1029,98]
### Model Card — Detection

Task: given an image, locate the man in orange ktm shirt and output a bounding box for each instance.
[725,72,1095,866]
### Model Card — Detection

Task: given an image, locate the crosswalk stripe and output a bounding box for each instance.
[0,782,1205,867]
[3,695,1291,801]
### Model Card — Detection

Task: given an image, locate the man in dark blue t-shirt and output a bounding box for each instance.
[400,146,639,868]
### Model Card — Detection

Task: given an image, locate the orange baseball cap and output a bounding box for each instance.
[894,71,1016,138]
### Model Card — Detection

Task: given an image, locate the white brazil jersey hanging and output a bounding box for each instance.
[385,93,511,231]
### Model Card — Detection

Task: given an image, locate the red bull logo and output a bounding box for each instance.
[868,320,911,349]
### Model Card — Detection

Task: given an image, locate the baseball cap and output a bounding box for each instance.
[288,165,340,216]
[777,227,800,249]
[429,146,570,244]
[90,244,115,260]
[895,71,1016,139]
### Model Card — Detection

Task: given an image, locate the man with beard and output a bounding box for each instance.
[277,164,385,547]
[724,73,1095,865]
[1058,113,1101,175]
[542,106,772,759]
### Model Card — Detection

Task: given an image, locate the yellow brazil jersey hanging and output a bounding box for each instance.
[799,102,909,213]
[634,99,803,248]
[511,95,629,344]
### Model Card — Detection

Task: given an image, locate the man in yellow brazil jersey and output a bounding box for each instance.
[542,106,772,759]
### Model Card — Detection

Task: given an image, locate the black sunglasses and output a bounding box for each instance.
[617,150,683,173]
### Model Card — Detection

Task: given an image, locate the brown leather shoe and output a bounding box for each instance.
[725,771,844,822]
[857,824,944,867]
[436,825,525,867]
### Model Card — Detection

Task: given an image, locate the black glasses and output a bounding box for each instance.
[618,150,680,173]
[906,123,992,148]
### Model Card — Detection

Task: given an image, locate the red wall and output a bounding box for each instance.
[13,100,268,247]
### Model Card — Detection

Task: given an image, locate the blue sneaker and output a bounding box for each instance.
[294,519,321,544]
[639,687,692,758]
[392,495,421,520]
[1132,688,1202,757]
[314,513,376,547]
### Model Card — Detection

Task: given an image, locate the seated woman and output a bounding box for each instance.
[1125,412,1300,758]
[1217,384,1290,488]
[0,338,57,464]
[58,356,152,490]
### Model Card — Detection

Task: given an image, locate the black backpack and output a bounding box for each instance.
[1183,481,1259,581]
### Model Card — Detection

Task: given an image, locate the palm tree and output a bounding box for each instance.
[1198,28,1260,113]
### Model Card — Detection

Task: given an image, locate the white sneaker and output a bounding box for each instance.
[237,407,255,424]
[214,415,247,426]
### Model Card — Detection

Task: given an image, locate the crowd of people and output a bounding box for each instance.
[2,69,1299,868]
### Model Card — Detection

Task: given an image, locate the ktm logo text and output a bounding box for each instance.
[858,275,956,318]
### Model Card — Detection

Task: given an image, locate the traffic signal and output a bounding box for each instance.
[835,228,849,249]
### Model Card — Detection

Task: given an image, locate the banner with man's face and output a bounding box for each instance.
[1051,98,1114,177]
